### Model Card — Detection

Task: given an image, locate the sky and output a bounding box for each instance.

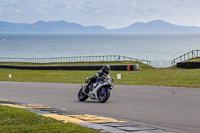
[0,0,200,29]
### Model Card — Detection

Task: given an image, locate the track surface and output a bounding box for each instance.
[0,81,200,133]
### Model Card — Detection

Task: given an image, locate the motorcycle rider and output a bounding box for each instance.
[84,65,111,93]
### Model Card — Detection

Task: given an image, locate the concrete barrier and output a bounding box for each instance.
[177,62,200,69]
[0,64,139,71]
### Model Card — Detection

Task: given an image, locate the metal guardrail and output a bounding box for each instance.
[172,50,200,66]
[1,50,199,68]
[149,60,172,68]
[0,55,151,66]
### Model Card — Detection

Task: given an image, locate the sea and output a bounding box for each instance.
[0,33,200,67]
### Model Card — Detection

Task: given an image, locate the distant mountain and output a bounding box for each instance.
[0,20,106,33]
[1,20,200,33]
[110,20,200,33]
[0,21,29,32]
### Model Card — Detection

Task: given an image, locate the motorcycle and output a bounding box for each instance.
[78,75,115,103]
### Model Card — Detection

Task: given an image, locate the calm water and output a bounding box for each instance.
[0,33,200,61]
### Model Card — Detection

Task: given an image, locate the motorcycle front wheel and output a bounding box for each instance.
[97,88,110,103]
[78,88,88,101]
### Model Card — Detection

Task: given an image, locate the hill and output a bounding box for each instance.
[1,20,200,33]
[110,20,200,33]
[0,20,106,33]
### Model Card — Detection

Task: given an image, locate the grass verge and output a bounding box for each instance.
[0,105,100,133]
[1,67,200,88]
[183,57,200,62]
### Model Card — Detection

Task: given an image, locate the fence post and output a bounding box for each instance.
[192,50,193,58]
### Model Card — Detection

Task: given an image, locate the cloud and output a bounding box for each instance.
[36,8,48,16]
[40,3,51,8]
[8,8,21,13]
[0,0,19,8]
[0,0,200,28]
[16,9,20,13]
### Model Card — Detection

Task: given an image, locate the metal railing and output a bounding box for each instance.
[2,50,199,68]
[172,50,200,66]
[150,60,172,68]
[0,55,151,66]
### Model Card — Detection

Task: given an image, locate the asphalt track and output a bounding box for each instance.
[0,81,200,133]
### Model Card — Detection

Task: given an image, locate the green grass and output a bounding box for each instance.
[0,60,200,88]
[184,57,200,62]
[0,105,100,133]
[1,67,200,88]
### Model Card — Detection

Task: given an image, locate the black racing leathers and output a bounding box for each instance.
[84,70,109,92]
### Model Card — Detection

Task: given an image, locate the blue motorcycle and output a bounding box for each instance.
[78,76,115,103]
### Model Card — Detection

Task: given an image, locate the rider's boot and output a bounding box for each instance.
[83,84,89,94]
[83,78,94,94]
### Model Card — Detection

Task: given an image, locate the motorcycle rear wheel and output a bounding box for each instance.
[78,88,88,101]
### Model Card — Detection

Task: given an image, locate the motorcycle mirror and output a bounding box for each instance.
[112,78,115,82]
